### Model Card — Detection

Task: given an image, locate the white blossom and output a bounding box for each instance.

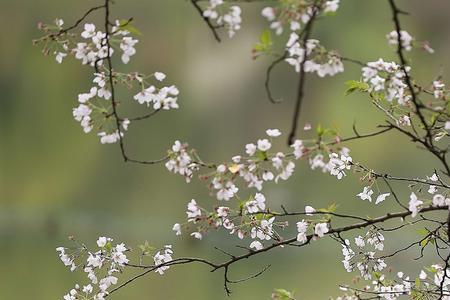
[153,245,173,275]
[387,30,413,51]
[314,222,329,238]
[329,153,352,179]
[245,143,257,156]
[81,23,96,39]
[190,232,203,240]
[433,80,446,99]
[249,240,263,250]
[305,206,315,216]
[154,72,166,81]
[216,206,229,217]
[296,220,308,243]
[172,223,182,235]
[186,199,201,220]
[261,7,275,22]
[357,186,374,202]
[375,193,390,204]
[324,0,340,13]
[266,129,281,137]
[291,139,304,159]
[120,36,138,64]
[98,131,121,144]
[257,139,272,151]
[408,192,423,218]
[97,237,112,248]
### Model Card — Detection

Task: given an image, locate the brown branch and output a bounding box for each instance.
[100,205,448,297]
[99,0,170,166]
[265,54,287,104]
[103,0,128,163]
[287,7,319,145]
[191,0,222,42]
[49,5,106,39]
[387,0,450,177]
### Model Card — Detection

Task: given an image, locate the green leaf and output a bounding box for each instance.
[138,240,156,255]
[256,150,268,161]
[253,30,272,57]
[345,80,369,95]
[426,266,438,273]
[318,203,338,213]
[316,124,324,137]
[416,228,429,236]
[272,289,295,300]
[118,19,142,36]
[415,277,421,288]
[420,237,429,248]
[260,29,272,46]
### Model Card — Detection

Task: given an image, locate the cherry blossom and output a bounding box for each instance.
[357,186,374,202]
[387,30,413,51]
[314,222,329,238]
[408,192,423,218]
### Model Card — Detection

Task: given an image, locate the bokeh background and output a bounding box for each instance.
[2,0,450,299]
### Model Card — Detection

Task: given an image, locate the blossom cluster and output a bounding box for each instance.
[386,30,413,51]
[174,196,332,252]
[167,127,355,250]
[259,1,344,77]
[362,59,411,106]
[166,128,354,200]
[202,0,242,38]
[57,237,129,300]
[341,229,386,279]
[356,186,390,205]
[165,141,198,183]
[261,0,340,36]
[339,264,450,300]
[308,147,353,180]
[432,80,448,100]
[132,73,179,110]
[296,218,329,243]
[41,3,450,299]
[285,34,344,77]
[407,173,450,217]
[56,237,174,300]
[36,18,179,144]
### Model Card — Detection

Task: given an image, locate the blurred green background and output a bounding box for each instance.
[1,0,450,299]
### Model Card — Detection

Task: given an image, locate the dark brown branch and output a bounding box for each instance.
[381,177,409,210]
[191,0,222,42]
[265,54,287,104]
[102,205,448,297]
[387,0,450,178]
[126,109,161,122]
[354,160,450,190]
[50,5,106,39]
[387,0,428,136]
[100,0,170,166]
[104,0,128,163]
[287,8,318,145]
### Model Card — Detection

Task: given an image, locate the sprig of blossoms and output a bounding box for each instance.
[285,34,344,77]
[261,0,340,36]
[432,80,447,100]
[340,229,386,280]
[362,59,411,105]
[57,237,175,300]
[202,0,242,38]
[57,237,129,300]
[35,18,179,144]
[386,30,413,51]
[165,141,199,183]
[356,186,390,204]
[339,264,450,300]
